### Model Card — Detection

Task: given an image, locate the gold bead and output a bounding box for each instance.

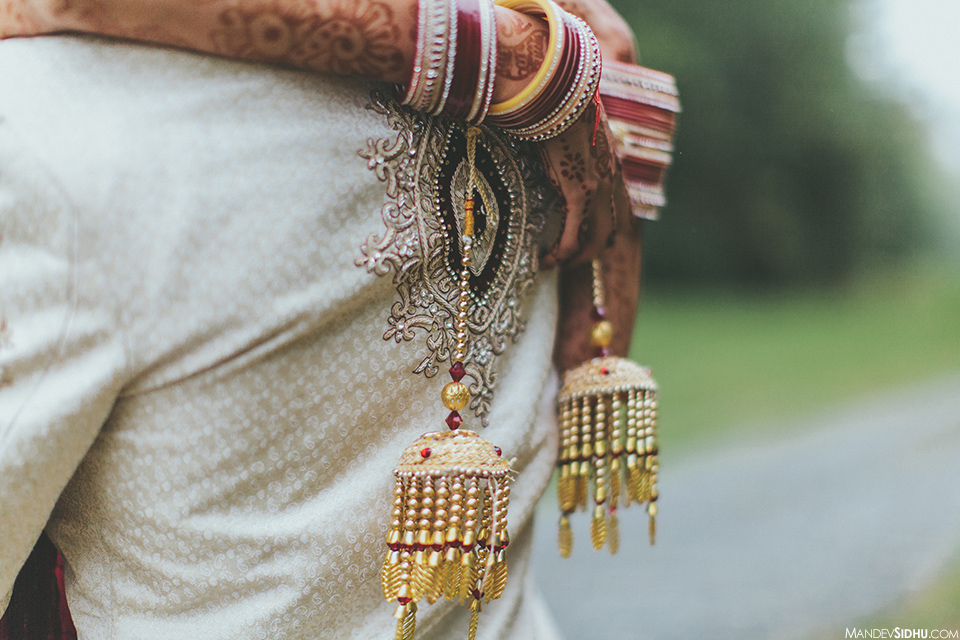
[441,382,470,411]
[590,320,614,348]
[596,485,608,503]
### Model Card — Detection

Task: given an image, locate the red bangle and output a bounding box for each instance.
[601,95,678,131]
[441,0,483,119]
[620,158,668,184]
[598,61,681,219]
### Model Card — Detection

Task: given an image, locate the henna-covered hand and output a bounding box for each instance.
[542,0,643,371]
[539,100,627,268]
[0,0,45,36]
[209,2,407,78]
[1,0,418,82]
[543,103,641,370]
[1,0,552,105]
[553,216,642,372]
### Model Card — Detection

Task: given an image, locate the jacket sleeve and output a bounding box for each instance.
[0,124,127,614]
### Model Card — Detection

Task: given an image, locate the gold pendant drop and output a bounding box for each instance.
[556,259,659,557]
[383,127,511,640]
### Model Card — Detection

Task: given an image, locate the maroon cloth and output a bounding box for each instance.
[0,533,77,640]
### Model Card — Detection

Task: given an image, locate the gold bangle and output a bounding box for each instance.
[489,0,563,115]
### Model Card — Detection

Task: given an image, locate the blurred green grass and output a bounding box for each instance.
[810,553,960,638]
[628,262,960,451]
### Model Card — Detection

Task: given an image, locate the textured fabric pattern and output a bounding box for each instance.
[0,36,561,639]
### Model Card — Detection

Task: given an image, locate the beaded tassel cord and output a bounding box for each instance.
[556,259,659,557]
[382,127,511,640]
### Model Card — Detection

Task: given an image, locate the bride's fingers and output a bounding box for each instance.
[541,103,625,266]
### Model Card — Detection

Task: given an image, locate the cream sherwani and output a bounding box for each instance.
[0,36,563,639]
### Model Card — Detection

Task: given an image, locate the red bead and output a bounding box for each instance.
[446,411,463,430]
[449,361,466,382]
[398,597,411,605]
[421,448,432,458]
[601,367,610,375]
[494,446,502,456]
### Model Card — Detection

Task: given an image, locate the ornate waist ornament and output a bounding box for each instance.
[355,0,678,633]
[358,93,557,639]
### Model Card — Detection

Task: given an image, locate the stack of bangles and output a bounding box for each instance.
[402,0,602,140]
[598,60,681,219]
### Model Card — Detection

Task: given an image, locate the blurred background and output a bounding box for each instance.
[534,0,960,636]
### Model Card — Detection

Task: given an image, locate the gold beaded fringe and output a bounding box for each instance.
[555,259,660,556]
[382,435,512,639]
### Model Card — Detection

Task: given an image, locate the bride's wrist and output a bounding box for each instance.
[490,6,549,104]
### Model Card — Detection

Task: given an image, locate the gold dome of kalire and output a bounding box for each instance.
[558,356,658,403]
[395,430,511,477]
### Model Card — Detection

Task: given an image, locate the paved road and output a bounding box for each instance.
[532,373,960,640]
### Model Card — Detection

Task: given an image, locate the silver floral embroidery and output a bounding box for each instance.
[357,92,555,422]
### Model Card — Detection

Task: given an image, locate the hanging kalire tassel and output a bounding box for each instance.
[382,128,511,640]
[556,259,659,557]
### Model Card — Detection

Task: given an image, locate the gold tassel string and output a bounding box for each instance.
[625,389,639,505]
[483,478,509,603]
[394,602,417,640]
[423,477,447,604]
[609,393,623,510]
[576,397,591,510]
[464,126,496,234]
[467,600,481,640]
[395,477,420,608]
[411,476,436,602]
[459,476,481,604]
[558,514,573,559]
[444,477,465,601]
[590,396,608,551]
[608,511,620,555]
[382,476,405,601]
[476,480,493,604]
